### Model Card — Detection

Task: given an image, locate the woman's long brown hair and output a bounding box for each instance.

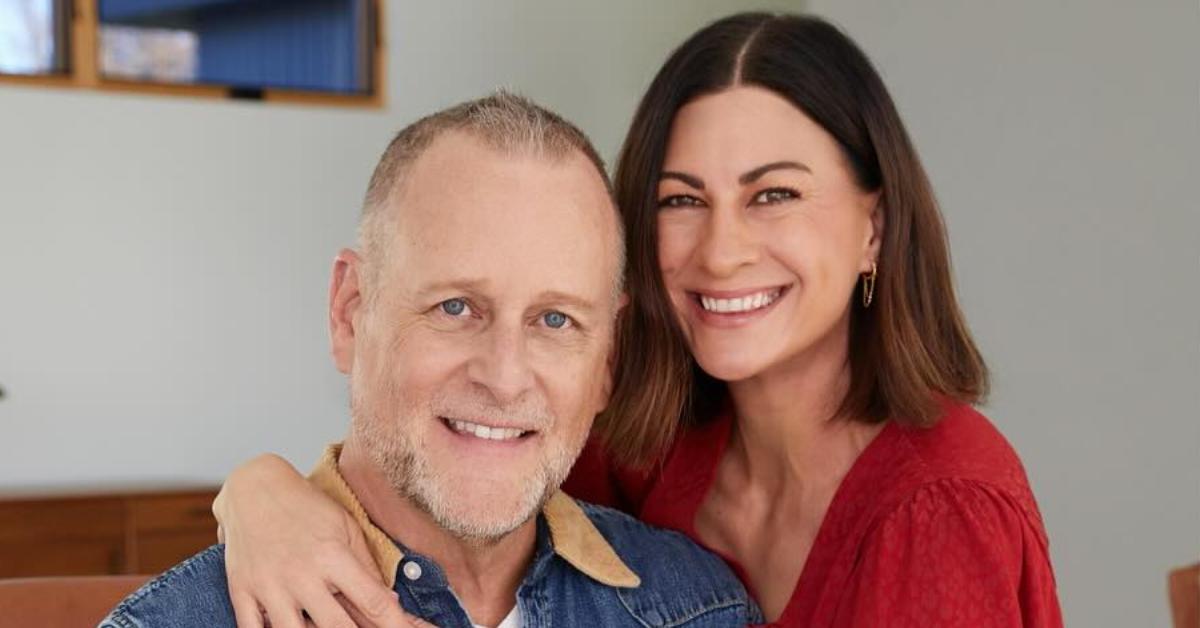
[595,13,988,468]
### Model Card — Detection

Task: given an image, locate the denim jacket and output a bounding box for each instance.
[101,445,761,627]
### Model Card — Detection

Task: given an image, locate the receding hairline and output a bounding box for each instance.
[363,91,612,213]
[355,91,625,298]
[376,126,612,220]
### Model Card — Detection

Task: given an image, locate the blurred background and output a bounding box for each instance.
[0,1,1196,626]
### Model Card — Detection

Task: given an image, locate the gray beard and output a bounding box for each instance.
[350,400,580,545]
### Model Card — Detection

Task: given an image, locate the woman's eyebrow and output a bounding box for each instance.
[659,171,705,190]
[739,161,812,184]
[659,161,812,190]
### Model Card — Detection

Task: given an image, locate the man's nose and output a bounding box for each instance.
[466,323,536,406]
[697,205,761,278]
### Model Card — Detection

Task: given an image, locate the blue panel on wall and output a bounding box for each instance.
[100,0,247,22]
[197,0,363,93]
[98,0,370,94]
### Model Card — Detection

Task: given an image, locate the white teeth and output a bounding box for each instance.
[449,419,526,441]
[699,289,782,314]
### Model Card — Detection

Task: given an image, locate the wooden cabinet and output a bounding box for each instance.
[0,488,219,577]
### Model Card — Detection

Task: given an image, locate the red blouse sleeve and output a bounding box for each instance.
[835,479,1062,628]
[561,436,657,515]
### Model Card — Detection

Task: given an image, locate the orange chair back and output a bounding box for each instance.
[1170,563,1199,628]
[0,575,150,628]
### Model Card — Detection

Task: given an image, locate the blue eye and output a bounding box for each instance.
[440,298,468,316]
[543,311,570,329]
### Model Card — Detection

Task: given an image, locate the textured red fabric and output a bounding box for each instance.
[563,402,1063,627]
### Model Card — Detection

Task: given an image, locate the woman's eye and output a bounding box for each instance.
[657,194,703,209]
[542,311,572,329]
[752,187,800,204]
[439,298,471,317]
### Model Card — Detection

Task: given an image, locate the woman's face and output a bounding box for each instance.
[656,86,882,383]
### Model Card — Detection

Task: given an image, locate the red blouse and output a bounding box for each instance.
[563,402,1063,627]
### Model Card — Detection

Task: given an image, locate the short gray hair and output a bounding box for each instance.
[357,90,624,296]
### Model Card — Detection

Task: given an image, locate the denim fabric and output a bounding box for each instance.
[100,502,761,627]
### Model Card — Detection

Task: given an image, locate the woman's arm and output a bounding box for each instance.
[835,479,1062,627]
[213,453,426,628]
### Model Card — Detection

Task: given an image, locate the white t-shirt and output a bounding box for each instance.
[472,605,520,628]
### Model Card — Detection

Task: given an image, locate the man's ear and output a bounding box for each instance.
[330,249,365,374]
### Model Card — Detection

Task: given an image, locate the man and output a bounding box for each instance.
[101,92,759,627]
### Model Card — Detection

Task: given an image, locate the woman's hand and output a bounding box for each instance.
[213,453,425,628]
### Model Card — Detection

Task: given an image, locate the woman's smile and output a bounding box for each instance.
[685,284,792,328]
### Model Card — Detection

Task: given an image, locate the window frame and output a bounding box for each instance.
[0,0,386,108]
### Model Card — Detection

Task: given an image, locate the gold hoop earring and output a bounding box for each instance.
[862,262,877,308]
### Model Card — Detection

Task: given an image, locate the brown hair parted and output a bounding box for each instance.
[596,13,989,467]
[358,90,622,298]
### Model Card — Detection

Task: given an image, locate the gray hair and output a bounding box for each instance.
[357,90,625,297]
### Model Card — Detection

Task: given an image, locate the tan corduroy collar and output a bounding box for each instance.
[308,443,641,589]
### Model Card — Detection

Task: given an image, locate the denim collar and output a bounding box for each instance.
[308,443,642,590]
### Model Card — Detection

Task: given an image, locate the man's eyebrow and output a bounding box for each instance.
[414,278,490,298]
[738,161,812,184]
[659,171,705,191]
[415,283,597,312]
[537,290,598,313]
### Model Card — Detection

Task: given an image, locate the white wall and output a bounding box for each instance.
[804,1,1200,625]
[0,0,797,489]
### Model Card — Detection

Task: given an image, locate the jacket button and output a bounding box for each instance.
[402,561,423,581]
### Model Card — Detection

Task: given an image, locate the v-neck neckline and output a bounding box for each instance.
[640,408,904,625]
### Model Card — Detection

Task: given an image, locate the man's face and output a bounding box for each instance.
[336,131,621,542]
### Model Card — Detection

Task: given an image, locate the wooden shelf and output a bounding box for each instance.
[0,487,220,578]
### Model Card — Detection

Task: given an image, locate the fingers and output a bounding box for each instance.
[340,597,436,628]
[339,593,379,628]
[345,525,381,583]
[259,590,308,628]
[292,581,359,628]
[322,551,408,627]
[230,590,265,628]
[232,582,366,628]
[232,552,402,628]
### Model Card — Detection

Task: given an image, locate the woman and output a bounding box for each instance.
[215,13,1061,627]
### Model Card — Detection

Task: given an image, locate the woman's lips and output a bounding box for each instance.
[686,284,792,327]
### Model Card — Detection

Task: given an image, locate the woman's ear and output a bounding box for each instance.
[329,249,364,374]
[863,195,886,271]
